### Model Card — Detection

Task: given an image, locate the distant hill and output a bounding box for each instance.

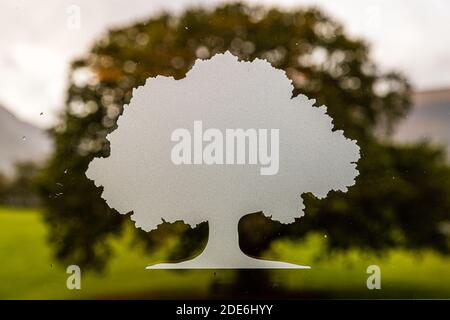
[394,88,450,154]
[0,105,52,175]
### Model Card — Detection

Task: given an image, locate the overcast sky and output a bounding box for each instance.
[1,0,450,128]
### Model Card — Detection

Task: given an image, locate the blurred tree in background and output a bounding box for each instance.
[0,171,7,203]
[0,162,40,207]
[37,3,450,272]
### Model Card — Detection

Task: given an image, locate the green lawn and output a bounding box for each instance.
[0,207,217,299]
[264,236,450,298]
[1,207,449,299]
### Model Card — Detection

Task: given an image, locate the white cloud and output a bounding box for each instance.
[0,44,66,126]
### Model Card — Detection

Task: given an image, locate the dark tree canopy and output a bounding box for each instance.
[37,3,449,270]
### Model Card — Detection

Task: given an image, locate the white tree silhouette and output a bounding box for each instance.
[86,52,360,269]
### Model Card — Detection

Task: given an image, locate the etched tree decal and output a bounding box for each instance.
[86,52,360,268]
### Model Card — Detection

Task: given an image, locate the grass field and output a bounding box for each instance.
[1,207,449,299]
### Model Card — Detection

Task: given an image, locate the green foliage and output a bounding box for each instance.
[37,3,448,270]
[240,142,450,255]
